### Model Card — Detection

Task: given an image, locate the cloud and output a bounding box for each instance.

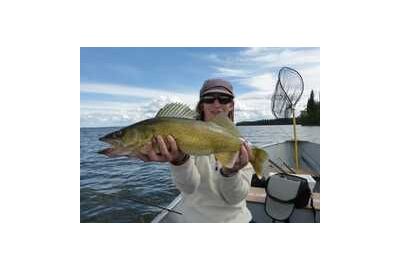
[239,73,276,92]
[239,47,320,67]
[300,64,320,91]
[234,90,274,122]
[81,83,197,103]
[213,67,250,78]
[239,47,270,57]
[81,99,180,128]
[80,85,298,126]
[80,85,274,126]
[80,83,199,127]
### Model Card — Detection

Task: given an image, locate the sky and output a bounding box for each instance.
[80,47,320,127]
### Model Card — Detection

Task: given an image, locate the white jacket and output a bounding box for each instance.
[170,155,253,223]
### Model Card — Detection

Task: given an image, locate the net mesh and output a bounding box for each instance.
[271,67,304,118]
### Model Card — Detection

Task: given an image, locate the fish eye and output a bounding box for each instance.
[112,130,122,138]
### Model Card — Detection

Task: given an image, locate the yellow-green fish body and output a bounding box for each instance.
[99,103,268,177]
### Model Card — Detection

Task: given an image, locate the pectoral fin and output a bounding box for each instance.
[249,147,268,179]
[215,151,239,169]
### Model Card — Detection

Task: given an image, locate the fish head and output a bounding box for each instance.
[100,126,143,146]
[98,125,151,157]
[99,129,126,146]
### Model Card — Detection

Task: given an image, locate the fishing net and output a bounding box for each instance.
[271,67,305,172]
[271,67,304,118]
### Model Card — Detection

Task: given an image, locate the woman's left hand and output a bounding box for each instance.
[221,143,253,175]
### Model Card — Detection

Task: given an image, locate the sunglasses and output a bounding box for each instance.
[201,94,233,104]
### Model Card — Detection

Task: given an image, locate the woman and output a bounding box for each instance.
[136,78,254,222]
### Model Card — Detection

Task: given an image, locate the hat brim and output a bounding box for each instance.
[201,88,234,97]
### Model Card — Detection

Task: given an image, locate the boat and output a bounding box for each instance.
[151,140,320,223]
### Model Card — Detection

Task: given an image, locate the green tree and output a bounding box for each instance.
[300,90,320,126]
[307,90,316,115]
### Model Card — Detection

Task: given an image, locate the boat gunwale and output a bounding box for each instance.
[151,194,183,223]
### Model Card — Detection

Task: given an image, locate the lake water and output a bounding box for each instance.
[80,125,320,222]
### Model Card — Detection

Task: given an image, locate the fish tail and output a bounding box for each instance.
[249,147,268,179]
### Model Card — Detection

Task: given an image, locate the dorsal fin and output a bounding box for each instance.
[210,113,240,136]
[155,103,198,119]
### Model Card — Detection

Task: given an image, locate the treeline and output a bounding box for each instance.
[236,118,293,126]
[236,91,320,126]
[299,90,320,126]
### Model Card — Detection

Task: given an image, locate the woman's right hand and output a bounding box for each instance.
[135,135,188,165]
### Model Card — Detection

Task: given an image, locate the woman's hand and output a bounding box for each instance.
[221,143,253,176]
[135,135,188,164]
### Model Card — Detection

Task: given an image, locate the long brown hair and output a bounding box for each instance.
[195,101,235,122]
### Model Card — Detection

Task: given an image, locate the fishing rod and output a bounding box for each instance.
[279,157,296,174]
[102,192,183,215]
[268,159,288,174]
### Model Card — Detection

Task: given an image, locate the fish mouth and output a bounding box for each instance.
[99,136,123,147]
[98,147,114,157]
[99,136,125,157]
[98,146,136,158]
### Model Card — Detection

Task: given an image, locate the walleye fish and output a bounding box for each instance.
[99,103,268,178]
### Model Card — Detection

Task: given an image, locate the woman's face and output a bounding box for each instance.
[201,94,234,121]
